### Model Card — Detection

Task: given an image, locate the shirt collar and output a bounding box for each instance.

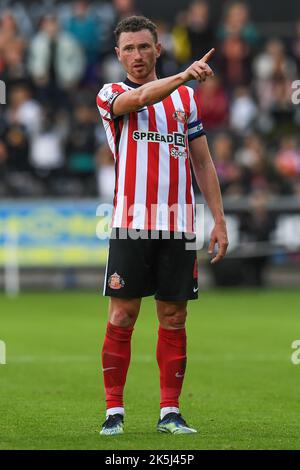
[124,77,143,88]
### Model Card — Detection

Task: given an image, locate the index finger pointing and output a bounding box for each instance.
[201,48,215,63]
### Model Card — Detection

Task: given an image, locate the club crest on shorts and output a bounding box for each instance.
[108,272,125,289]
[173,109,187,124]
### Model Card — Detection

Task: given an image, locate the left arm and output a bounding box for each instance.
[189,135,229,263]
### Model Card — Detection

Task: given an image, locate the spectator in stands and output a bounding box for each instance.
[171,2,214,67]
[253,38,297,111]
[291,20,300,71]
[235,133,264,169]
[65,100,97,196]
[171,12,191,66]
[292,177,300,197]
[28,13,86,107]
[113,0,138,23]
[0,92,42,196]
[30,106,65,195]
[185,0,215,62]
[0,37,27,84]
[274,136,300,180]
[217,33,252,89]
[195,75,229,131]
[0,140,8,196]
[239,190,276,286]
[0,121,33,195]
[212,132,242,194]
[269,76,298,136]
[217,1,258,88]
[7,84,42,137]
[0,10,27,84]
[230,86,257,135]
[64,0,102,84]
[96,144,115,199]
[1,84,41,197]
[241,142,287,195]
[217,1,259,47]
[155,20,178,78]
[0,10,20,55]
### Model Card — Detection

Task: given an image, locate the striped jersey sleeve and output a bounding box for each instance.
[96,83,127,121]
[187,90,205,142]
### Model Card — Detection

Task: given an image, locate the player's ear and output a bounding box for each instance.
[115,46,121,61]
[155,42,162,59]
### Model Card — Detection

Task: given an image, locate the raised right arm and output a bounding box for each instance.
[112,48,215,117]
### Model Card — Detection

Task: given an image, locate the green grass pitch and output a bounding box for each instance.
[0,289,300,450]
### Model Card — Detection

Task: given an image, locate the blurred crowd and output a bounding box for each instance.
[0,0,300,199]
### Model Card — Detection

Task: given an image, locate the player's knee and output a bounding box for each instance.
[110,307,138,328]
[169,310,187,329]
[159,304,187,329]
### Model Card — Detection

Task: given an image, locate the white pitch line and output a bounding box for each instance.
[8,353,288,364]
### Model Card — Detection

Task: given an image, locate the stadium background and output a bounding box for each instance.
[1,0,300,451]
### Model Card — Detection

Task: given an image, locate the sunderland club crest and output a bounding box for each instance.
[173,109,188,124]
[108,272,125,289]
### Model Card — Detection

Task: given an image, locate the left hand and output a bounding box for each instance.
[208,219,229,264]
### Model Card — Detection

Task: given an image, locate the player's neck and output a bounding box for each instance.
[126,72,158,86]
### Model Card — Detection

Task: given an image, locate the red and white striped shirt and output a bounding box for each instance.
[96,78,205,233]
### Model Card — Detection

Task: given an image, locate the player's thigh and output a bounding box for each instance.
[155,232,198,302]
[103,228,157,299]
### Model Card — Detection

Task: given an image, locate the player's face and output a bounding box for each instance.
[115,30,161,82]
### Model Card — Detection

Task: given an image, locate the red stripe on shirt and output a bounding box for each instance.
[97,84,126,120]
[145,105,159,230]
[96,94,110,121]
[178,86,194,232]
[108,119,117,225]
[162,96,179,232]
[109,117,123,226]
[193,89,202,121]
[122,112,138,228]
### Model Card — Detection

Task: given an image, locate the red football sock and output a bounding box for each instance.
[102,322,133,410]
[156,326,187,409]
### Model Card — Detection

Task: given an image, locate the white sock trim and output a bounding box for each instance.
[160,407,179,420]
[106,407,125,417]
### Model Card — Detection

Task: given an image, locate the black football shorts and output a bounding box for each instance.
[103,228,199,301]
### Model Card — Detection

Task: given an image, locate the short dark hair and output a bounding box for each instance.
[114,16,158,45]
